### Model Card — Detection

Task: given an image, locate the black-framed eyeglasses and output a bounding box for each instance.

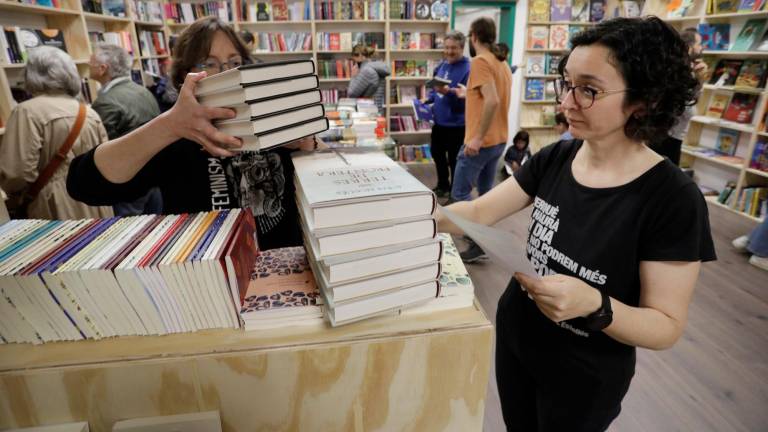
[554,78,631,109]
[194,57,243,74]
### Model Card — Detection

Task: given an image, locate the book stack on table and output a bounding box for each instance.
[293,150,441,326]
[195,59,329,152]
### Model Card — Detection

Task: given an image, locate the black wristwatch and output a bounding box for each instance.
[584,290,613,332]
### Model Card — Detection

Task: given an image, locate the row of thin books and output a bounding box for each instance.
[0,209,257,344]
[194,59,329,152]
[293,150,455,326]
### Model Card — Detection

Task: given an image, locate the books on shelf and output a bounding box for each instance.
[526,54,546,75]
[412,99,433,123]
[550,0,572,21]
[529,0,550,21]
[0,209,256,345]
[132,0,165,22]
[549,24,568,51]
[706,92,733,118]
[293,150,440,326]
[239,246,324,330]
[731,19,766,52]
[387,0,448,20]
[396,143,433,162]
[751,139,768,171]
[722,93,759,124]
[390,32,444,50]
[165,1,232,24]
[315,32,385,51]
[137,30,168,57]
[525,78,546,101]
[89,31,133,55]
[1,28,69,64]
[527,26,549,50]
[710,59,744,86]
[590,0,605,21]
[254,32,312,52]
[314,0,386,20]
[734,59,768,88]
[392,59,440,77]
[735,186,768,217]
[715,129,740,155]
[699,23,730,50]
[318,59,358,78]
[571,0,589,21]
[390,113,431,131]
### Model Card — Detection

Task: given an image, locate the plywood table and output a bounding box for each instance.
[0,301,493,432]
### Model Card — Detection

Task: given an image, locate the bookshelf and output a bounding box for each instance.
[648,0,768,223]
[0,0,451,160]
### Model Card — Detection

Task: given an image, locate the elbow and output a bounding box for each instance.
[646,322,686,351]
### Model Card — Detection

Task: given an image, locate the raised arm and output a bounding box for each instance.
[92,72,242,184]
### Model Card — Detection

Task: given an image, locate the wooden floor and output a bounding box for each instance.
[464,201,768,431]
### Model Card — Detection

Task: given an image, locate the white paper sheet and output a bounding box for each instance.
[439,205,538,277]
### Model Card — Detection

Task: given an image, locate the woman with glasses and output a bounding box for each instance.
[67,17,314,250]
[438,17,715,431]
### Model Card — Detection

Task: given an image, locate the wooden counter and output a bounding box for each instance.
[0,301,493,432]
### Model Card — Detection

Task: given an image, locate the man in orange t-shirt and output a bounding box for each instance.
[450,17,512,262]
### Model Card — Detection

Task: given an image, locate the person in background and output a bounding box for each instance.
[497,42,520,74]
[503,131,531,175]
[733,218,768,271]
[68,17,316,250]
[450,17,512,263]
[89,43,163,216]
[422,30,470,198]
[239,30,255,52]
[653,27,706,166]
[554,112,573,140]
[0,47,113,220]
[438,17,714,430]
[150,34,179,113]
[347,44,390,112]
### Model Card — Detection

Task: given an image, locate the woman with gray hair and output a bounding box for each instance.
[0,46,113,219]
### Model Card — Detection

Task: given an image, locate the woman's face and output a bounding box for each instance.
[515,139,526,149]
[191,30,243,76]
[352,53,366,64]
[560,44,638,142]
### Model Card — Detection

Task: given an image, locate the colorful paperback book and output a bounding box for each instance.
[239,246,320,315]
[527,26,549,50]
[706,92,732,118]
[709,59,744,85]
[568,26,582,48]
[622,0,641,16]
[734,59,767,87]
[525,78,546,101]
[527,54,546,75]
[751,140,768,170]
[715,129,740,155]
[571,0,590,21]
[723,92,759,123]
[731,19,766,51]
[699,23,731,50]
[529,0,550,21]
[551,0,572,21]
[412,99,434,123]
[754,28,768,50]
[738,0,756,11]
[549,24,569,50]
[589,0,606,21]
[546,53,563,75]
[715,0,739,13]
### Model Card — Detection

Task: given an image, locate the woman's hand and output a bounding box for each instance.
[166,72,243,157]
[515,272,602,323]
[451,83,467,99]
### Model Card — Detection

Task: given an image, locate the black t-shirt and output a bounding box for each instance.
[67,139,302,250]
[505,139,716,380]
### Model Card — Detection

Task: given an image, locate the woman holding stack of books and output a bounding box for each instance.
[68,17,313,250]
[438,17,716,431]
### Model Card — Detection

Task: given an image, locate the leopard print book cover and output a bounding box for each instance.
[240,246,321,313]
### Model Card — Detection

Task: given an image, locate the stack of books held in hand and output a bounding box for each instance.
[195,59,329,152]
[292,150,441,326]
[239,246,324,330]
[0,209,257,344]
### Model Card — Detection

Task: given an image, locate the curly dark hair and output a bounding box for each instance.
[558,16,698,143]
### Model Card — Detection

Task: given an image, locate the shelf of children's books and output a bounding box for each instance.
[746,167,768,178]
[690,116,756,133]
[314,20,386,24]
[522,100,557,104]
[390,49,443,53]
[521,124,555,129]
[389,76,431,81]
[83,12,132,23]
[4,58,92,69]
[705,196,764,222]
[703,50,768,58]
[662,15,703,22]
[524,74,560,79]
[254,51,313,55]
[758,131,768,137]
[389,19,450,24]
[319,77,351,82]
[681,147,744,170]
[704,11,768,20]
[389,103,413,108]
[0,1,80,16]
[530,21,597,25]
[390,130,431,136]
[702,84,765,94]
[134,20,165,26]
[240,20,312,25]
[317,50,358,54]
[402,160,436,166]
[526,49,568,53]
[140,55,169,60]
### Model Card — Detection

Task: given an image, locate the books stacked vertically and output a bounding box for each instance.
[239,246,324,330]
[293,151,440,326]
[0,209,256,344]
[195,60,329,152]
[403,233,475,315]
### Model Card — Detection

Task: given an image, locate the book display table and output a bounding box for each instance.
[0,301,493,432]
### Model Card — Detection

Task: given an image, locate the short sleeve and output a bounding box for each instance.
[639,183,717,262]
[513,140,567,198]
[468,57,493,90]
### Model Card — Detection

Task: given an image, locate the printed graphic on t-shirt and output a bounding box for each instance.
[527,196,609,337]
[231,152,286,235]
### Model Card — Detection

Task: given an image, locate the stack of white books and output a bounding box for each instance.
[292,150,441,326]
[403,233,476,315]
[0,209,256,344]
[195,59,329,152]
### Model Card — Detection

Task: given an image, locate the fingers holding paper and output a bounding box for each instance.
[515,272,602,323]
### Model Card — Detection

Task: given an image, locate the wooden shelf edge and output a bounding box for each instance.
[681,148,744,170]
[705,196,764,223]
[745,167,768,178]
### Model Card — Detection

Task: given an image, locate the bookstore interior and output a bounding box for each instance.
[0,0,767,430]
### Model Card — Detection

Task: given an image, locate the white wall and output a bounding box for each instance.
[508,0,528,149]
